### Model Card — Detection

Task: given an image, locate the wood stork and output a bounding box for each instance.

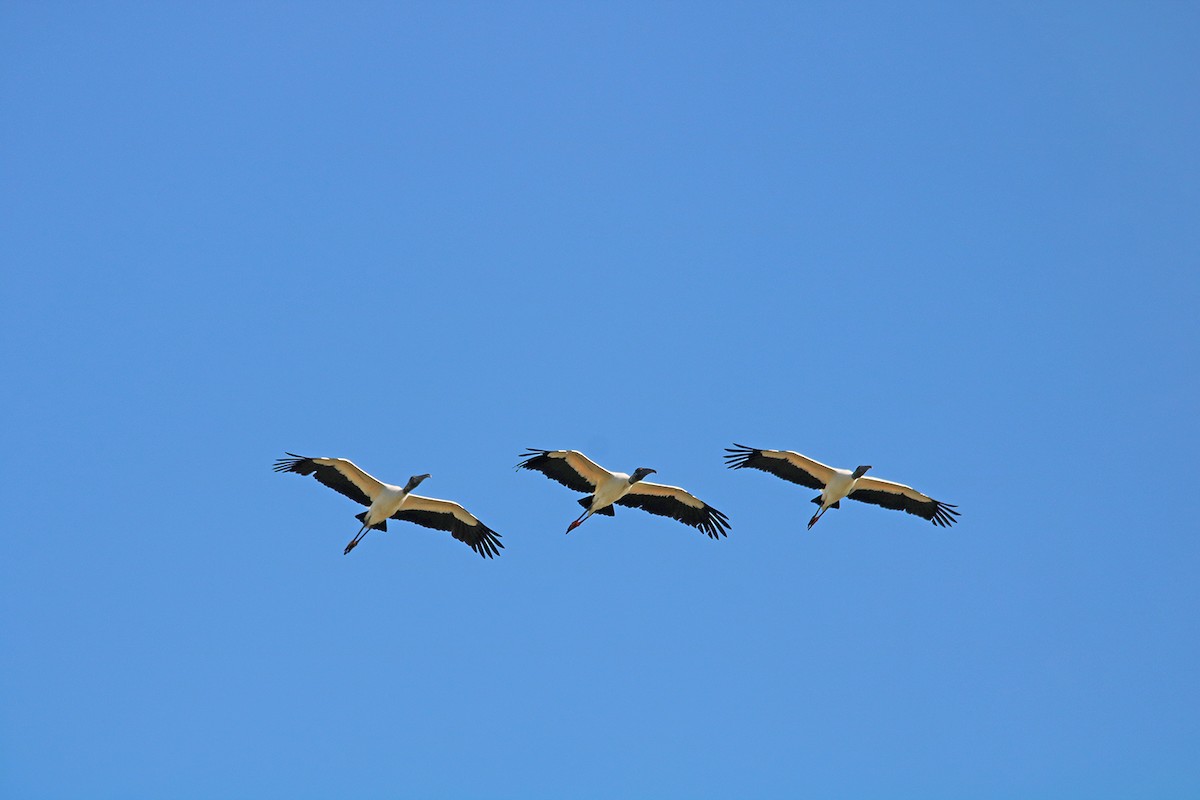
[516,449,730,538]
[273,454,503,557]
[724,444,959,529]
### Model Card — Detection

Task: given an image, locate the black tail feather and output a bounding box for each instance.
[354,511,387,531]
[577,496,615,516]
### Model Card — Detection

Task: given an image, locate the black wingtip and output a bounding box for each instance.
[700,504,731,539]
[928,500,961,527]
[273,453,309,473]
[514,448,550,470]
[470,525,505,559]
[723,444,759,469]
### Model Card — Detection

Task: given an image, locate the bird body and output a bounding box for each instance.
[357,481,415,529]
[588,470,640,515]
[724,444,959,529]
[808,464,872,528]
[819,468,858,505]
[516,448,730,538]
[273,454,503,557]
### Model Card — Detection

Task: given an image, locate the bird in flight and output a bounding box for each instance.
[516,448,730,539]
[724,444,959,529]
[274,453,503,557]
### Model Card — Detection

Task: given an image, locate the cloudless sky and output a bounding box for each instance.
[2,2,1197,797]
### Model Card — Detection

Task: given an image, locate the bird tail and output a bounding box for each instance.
[577,497,615,516]
[354,511,387,532]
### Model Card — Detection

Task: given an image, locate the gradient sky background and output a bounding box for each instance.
[2,2,1197,798]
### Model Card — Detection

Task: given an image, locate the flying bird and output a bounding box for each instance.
[724,444,959,529]
[273,453,503,557]
[516,448,730,538]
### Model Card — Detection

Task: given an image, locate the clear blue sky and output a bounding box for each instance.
[2,2,1197,797]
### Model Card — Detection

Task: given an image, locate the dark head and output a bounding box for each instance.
[404,473,431,492]
[852,465,872,479]
[629,467,657,484]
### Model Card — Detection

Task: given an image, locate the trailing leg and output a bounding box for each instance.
[807,506,829,530]
[345,523,370,555]
[566,508,591,533]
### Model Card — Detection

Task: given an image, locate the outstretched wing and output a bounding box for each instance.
[848,476,960,527]
[515,449,611,493]
[393,495,505,558]
[273,453,384,507]
[617,481,731,539]
[723,444,835,490]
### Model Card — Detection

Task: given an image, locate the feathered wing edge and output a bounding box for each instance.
[273,453,379,506]
[391,506,505,558]
[848,480,961,527]
[617,485,731,540]
[514,448,603,493]
[723,444,828,490]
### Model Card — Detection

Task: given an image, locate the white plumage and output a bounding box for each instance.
[516,449,730,538]
[274,454,503,557]
[724,444,959,529]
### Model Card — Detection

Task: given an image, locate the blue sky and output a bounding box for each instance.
[2,2,1197,797]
